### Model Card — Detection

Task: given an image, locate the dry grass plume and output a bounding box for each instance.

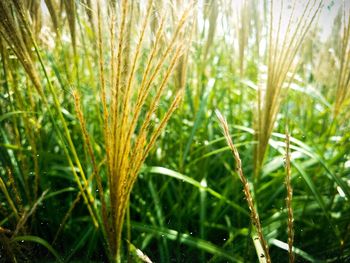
[254,0,323,177]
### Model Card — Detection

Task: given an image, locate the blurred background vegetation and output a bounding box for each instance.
[0,0,349,262]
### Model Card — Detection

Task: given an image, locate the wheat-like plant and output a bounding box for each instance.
[203,0,219,61]
[334,2,350,118]
[1,0,192,260]
[44,0,60,36]
[0,0,101,228]
[0,1,42,95]
[233,0,251,76]
[254,0,323,177]
[73,1,193,261]
[216,110,271,263]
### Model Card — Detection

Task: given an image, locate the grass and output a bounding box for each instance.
[88,1,193,260]
[254,0,323,178]
[216,109,271,262]
[0,0,350,262]
[334,1,350,119]
[284,131,294,263]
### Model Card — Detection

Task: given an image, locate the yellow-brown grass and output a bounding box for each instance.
[0,1,42,95]
[63,0,76,53]
[235,0,251,76]
[78,1,194,260]
[1,0,99,229]
[203,0,219,61]
[44,0,60,35]
[254,0,323,177]
[334,2,350,118]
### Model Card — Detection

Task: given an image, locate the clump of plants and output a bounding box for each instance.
[1,0,349,262]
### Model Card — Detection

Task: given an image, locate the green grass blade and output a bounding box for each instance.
[189,141,256,166]
[12,235,63,262]
[64,224,94,262]
[43,187,76,200]
[182,78,216,165]
[132,222,243,262]
[269,140,340,239]
[270,238,325,263]
[272,132,350,199]
[148,178,169,262]
[143,166,249,217]
[0,111,36,122]
[200,178,207,262]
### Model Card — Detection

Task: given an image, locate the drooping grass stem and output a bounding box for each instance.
[216,110,271,263]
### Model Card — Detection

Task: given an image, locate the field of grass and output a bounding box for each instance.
[1,0,350,262]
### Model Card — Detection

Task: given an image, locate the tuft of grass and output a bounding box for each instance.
[334,1,350,118]
[63,0,76,54]
[203,0,219,61]
[44,0,60,36]
[0,1,42,95]
[70,1,194,261]
[235,0,251,76]
[254,0,323,177]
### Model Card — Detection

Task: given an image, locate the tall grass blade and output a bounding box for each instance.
[216,110,271,262]
[132,222,243,262]
[285,132,294,263]
[12,235,63,263]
